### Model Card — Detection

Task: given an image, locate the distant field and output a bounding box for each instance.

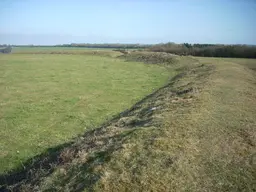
[11,47,124,57]
[0,53,171,172]
[12,47,114,52]
[11,47,142,55]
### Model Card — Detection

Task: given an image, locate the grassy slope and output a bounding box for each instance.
[1,54,255,191]
[0,54,170,173]
[93,58,256,192]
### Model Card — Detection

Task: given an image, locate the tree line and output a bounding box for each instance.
[4,44,151,49]
[148,43,256,58]
[55,43,151,49]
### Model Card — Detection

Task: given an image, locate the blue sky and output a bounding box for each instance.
[0,0,255,45]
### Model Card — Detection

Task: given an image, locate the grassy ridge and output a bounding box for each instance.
[101,57,256,191]
[0,54,170,173]
[74,57,256,191]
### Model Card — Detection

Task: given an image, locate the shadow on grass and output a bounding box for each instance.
[0,142,74,189]
[40,130,135,192]
[0,80,168,191]
[0,125,136,191]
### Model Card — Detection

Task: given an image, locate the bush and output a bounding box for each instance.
[0,46,12,54]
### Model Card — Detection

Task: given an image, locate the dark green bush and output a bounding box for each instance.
[0,46,12,54]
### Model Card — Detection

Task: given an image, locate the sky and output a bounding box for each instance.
[0,0,255,45]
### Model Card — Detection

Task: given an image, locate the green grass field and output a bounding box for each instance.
[12,47,114,53]
[1,50,256,192]
[0,53,171,172]
[11,47,124,57]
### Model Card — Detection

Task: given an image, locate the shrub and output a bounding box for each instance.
[0,46,12,54]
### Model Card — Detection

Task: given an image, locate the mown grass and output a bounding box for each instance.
[0,53,171,173]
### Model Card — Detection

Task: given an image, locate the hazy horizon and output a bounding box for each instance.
[1,0,256,45]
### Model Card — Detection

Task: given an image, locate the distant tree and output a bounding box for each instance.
[183,43,192,49]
